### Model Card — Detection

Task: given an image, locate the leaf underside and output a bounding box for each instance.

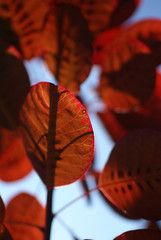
[0,127,33,181]
[5,193,45,240]
[99,129,161,220]
[19,82,94,189]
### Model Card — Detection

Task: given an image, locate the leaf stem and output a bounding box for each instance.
[44,189,53,240]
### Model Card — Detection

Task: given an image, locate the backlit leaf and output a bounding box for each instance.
[0,42,30,130]
[80,0,117,39]
[0,1,92,93]
[0,224,13,240]
[4,193,45,240]
[97,73,161,142]
[122,19,161,65]
[0,196,5,224]
[93,27,122,65]
[0,0,49,59]
[0,127,32,181]
[98,39,155,111]
[43,3,92,93]
[19,82,94,189]
[99,129,161,220]
[114,229,161,240]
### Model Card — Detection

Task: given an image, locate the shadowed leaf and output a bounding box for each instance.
[0,127,33,181]
[114,229,161,240]
[97,72,161,142]
[99,129,161,220]
[109,0,140,28]
[19,82,94,189]
[0,196,5,224]
[4,193,45,240]
[98,39,155,111]
[0,224,13,240]
[0,42,30,130]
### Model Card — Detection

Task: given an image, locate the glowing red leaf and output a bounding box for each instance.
[99,129,161,220]
[0,127,32,181]
[43,3,92,93]
[0,42,30,130]
[19,82,94,189]
[0,1,92,93]
[114,229,161,240]
[4,193,45,240]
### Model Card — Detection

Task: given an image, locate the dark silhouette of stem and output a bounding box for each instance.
[44,189,53,240]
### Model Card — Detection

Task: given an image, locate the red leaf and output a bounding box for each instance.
[114,19,161,65]
[0,41,30,130]
[98,38,155,111]
[114,229,161,240]
[93,27,122,65]
[80,0,118,39]
[19,82,94,189]
[0,127,33,181]
[4,193,45,240]
[99,129,161,220]
[109,0,141,28]
[43,3,92,93]
[0,1,92,93]
[97,72,161,142]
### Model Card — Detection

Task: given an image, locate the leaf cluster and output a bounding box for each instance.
[0,0,161,239]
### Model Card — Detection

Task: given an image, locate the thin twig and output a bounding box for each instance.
[44,189,53,240]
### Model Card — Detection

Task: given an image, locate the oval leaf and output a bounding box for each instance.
[114,229,161,240]
[0,196,5,224]
[19,82,94,189]
[0,127,33,181]
[99,129,161,220]
[44,3,92,93]
[0,42,30,130]
[4,193,45,240]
